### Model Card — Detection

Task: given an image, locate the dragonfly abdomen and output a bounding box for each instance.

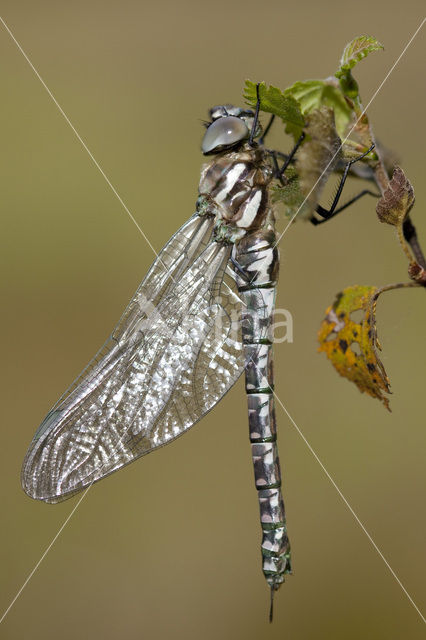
[234,230,291,592]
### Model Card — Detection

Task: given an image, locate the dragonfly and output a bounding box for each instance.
[21,88,374,620]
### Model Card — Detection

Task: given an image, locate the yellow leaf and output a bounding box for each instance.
[318,285,391,410]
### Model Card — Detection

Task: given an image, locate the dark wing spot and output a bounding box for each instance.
[367,362,376,372]
[339,339,348,353]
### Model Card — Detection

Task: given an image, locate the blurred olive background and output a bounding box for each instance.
[0,1,425,638]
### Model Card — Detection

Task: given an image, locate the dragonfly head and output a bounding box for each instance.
[201,105,261,155]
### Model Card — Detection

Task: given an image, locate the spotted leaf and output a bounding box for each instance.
[318,285,391,410]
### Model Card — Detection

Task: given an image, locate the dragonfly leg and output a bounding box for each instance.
[248,83,284,149]
[266,150,283,184]
[264,133,305,185]
[265,150,294,165]
[310,144,379,224]
[278,132,305,177]
[311,188,380,225]
[230,255,254,286]
[248,83,262,147]
[258,114,275,145]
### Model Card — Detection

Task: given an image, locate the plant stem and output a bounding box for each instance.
[403,217,426,269]
[356,102,426,274]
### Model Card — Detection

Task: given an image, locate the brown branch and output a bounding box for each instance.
[365,114,426,277]
[403,217,426,269]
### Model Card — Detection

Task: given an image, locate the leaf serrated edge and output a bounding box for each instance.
[335,35,383,78]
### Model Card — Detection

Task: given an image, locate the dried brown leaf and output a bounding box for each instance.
[376,166,415,226]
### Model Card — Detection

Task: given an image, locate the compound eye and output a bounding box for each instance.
[201,116,249,154]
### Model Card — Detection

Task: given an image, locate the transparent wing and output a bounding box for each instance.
[22,223,244,503]
[47,213,215,411]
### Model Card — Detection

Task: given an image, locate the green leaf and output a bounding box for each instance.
[284,79,352,138]
[244,80,305,140]
[336,35,384,78]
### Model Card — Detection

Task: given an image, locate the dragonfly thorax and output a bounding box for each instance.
[198,145,274,242]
